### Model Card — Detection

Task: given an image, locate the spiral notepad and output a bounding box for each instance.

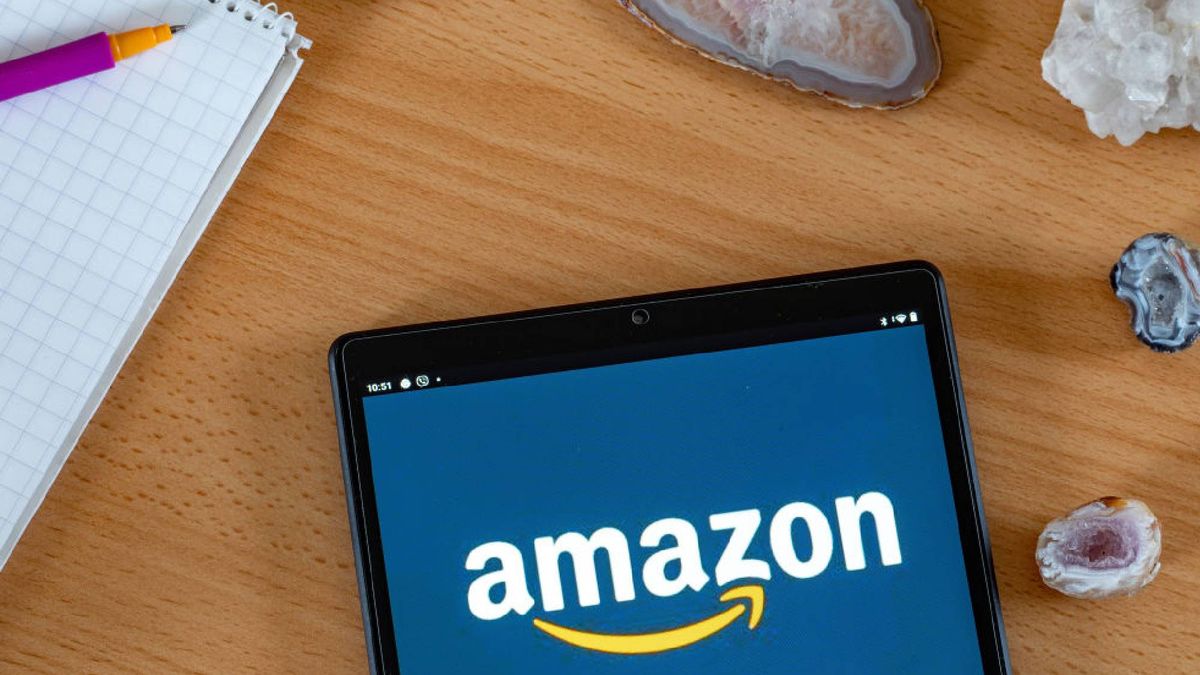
[0,0,311,567]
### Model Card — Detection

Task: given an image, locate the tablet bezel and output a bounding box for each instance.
[328,261,1010,674]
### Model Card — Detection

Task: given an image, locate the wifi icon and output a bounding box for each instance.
[895,314,908,324]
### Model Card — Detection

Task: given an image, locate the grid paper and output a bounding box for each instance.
[0,0,296,561]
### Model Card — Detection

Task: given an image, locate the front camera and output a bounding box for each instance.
[631,308,651,326]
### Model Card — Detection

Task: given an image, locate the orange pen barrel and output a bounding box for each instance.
[109,24,175,62]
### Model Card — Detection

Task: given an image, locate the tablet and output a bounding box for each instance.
[329,262,1010,675]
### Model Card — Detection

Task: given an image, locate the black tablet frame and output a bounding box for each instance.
[328,261,1010,674]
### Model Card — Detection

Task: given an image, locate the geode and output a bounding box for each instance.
[618,0,942,109]
[1043,0,1200,145]
[1111,233,1200,353]
[1036,497,1161,599]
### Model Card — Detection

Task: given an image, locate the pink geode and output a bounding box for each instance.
[618,0,942,108]
[1036,497,1162,599]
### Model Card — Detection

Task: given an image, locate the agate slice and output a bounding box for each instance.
[1036,497,1161,600]
[618,0,942,108]
[1111,233,1200,353]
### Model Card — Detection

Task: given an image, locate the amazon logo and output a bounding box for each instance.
[464,492,903,655]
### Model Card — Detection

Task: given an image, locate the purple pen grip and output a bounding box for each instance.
[0,32,115,103]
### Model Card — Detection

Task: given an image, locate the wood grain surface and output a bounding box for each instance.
[2,0,1199,672]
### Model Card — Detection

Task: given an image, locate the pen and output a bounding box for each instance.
[0,24,185,103]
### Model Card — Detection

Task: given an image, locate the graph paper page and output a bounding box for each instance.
[0,0,299,564]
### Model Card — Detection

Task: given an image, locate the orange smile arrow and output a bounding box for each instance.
[532,585,765,655]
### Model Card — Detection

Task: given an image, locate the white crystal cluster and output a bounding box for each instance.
[1042,0,1200,145]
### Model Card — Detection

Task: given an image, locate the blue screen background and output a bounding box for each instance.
[362,325,983,674]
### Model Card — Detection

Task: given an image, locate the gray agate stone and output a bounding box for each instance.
[617,0,942,109]
[1111,233,1200,353]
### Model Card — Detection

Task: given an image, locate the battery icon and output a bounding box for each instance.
[909,311,919,323]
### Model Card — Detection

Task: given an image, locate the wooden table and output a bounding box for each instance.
[2,0,1198,672]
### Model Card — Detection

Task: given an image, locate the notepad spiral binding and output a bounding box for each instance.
[207,0,299,40]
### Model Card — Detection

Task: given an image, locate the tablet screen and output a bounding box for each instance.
[359,321,985,674]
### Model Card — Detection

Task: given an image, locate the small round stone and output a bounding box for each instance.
[1111,233,1200,353]
[1036,497,1162,599]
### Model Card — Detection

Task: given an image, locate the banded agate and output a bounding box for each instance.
[1037,497,1162,599]
[619,0,942,108]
